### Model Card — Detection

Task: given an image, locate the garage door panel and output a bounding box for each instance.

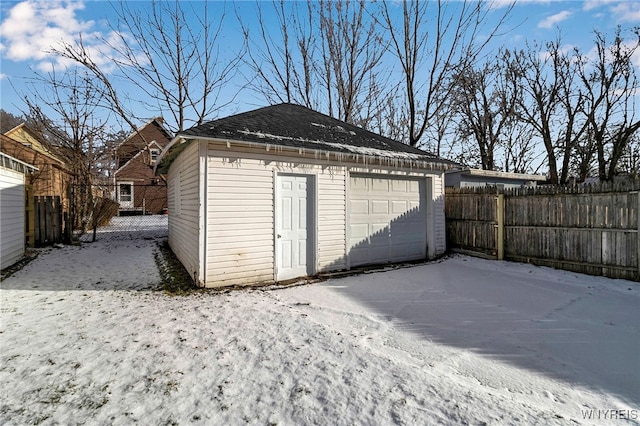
[351,176,369,191]
[407,242,425,256]
[371,178,389,191]
[371,222,388,237]
[391,179,407,192]
[349,175,427,268]
[390,221,410,236]
[350,199,369,214]
[391,200,408,215]
[371,200,389,214]
[350,223,370,241]
[350,247,370,265]
[391,231,424,244]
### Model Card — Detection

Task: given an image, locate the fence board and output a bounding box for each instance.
[445,181,640,281]
[33,195,63,247]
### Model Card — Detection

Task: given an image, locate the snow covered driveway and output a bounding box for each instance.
[1,229,638,425]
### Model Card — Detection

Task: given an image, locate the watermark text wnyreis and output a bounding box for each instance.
[581,409,638,421]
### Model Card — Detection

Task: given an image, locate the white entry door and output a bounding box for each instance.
[276,174,314,281]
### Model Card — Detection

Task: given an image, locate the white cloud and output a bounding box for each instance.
[630,42,640,70]
[610,2,640,23]
[583,0,618,12]
[583,1,640,22]
[0,0,101,69]
[538,10,573,29]
[489,0,557,9]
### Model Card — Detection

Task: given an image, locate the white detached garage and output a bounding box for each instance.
[163,104,453,288]
[0,153,37,270]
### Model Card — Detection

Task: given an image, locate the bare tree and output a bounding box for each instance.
[241,1,389,127]
[318,0,388,124]
[380,0,513,147]
[452,51,517,170]
[577,27,640,181]
[360,82,409,143]
[617,131,640,176]
[51,0,243,134]
[240,1,318,109]
[571,127,598,182]
[23,67,113,235]
[510,41,568,184]
[0,109,24,133]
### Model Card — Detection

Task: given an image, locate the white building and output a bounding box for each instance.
[163,104,454,287]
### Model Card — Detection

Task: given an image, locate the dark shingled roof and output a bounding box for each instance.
[179,103,451,163]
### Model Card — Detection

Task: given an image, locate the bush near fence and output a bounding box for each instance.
[445,180,640,281]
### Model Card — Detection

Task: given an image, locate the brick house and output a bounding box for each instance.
[113,117,172,215]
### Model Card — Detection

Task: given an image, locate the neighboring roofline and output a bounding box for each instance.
[0,133,67,168]
[4,123,48,146]
[157,135,454,174]
[114,140,162,175]
[3,124,67,165]
[115,117,173,151]
[4,123,21,134]
[446,168,548,181]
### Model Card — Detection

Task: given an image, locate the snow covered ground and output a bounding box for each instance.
[1,217,638,425]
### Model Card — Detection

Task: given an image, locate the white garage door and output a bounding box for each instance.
[349,175,427,267]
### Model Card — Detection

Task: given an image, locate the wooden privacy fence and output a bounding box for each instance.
[28,195,68,247]
[445,181,640,281]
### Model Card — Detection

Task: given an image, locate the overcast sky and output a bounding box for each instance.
[0,0,639,128]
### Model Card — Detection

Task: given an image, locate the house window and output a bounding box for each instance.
[119,183,132,202]
[150,148,160,165]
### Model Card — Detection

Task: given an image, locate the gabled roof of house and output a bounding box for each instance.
[117,117,173,148]
[179,103,453,164]
[114,140,164,176]
[4,123,66,165]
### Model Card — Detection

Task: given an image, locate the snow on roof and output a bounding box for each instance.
[237,129,426,160]
[179,103,454,166]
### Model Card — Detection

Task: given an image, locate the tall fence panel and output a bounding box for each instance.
[33,195,63,247]
[445,182,640,281]
[445,189,498,258]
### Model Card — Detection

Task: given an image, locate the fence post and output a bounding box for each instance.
[637,191,639,281]
[25,186,35,248]
[496,193,505,260]
[35,196,42,246]
[53,196,61,243]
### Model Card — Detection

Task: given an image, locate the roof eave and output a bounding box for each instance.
[448,168,548,181]
[170,135,453,171]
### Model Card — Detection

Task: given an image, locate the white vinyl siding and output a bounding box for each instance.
[205,148,348,287]
[207,154,274,286]
[167,141,200,281]
[433,173,446,255]
[0,167,25,269]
